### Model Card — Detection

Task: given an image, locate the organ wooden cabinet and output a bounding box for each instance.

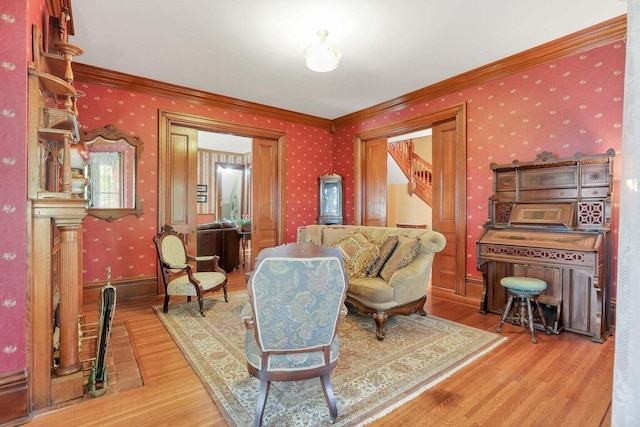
[476,150,614,343]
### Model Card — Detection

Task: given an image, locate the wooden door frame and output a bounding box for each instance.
[158,110,287,246]
[354,102,467,286]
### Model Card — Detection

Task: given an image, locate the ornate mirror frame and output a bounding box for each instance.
[81,124,144,221]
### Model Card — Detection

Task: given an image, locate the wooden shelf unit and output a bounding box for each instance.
[27,14,88,412]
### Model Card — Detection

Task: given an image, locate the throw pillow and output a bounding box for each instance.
[367,234,399,277]
[333,233,379,278]
[350,243,380,278]
[379,236,420,281]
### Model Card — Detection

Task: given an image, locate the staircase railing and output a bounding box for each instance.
[388,139,433,206]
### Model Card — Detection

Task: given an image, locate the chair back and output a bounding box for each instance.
[248,243,347,353]
[153,225,188,274]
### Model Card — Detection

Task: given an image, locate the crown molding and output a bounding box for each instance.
[333,14,627,128]
[72,63,334,131]
[73,15,626,133]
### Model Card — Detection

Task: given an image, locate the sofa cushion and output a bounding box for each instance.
[333,232,379,278]
[379,236,420,281]
[367,234,399,277]
[348,276,395,304]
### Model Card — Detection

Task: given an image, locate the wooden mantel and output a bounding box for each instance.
[29,198,87,408]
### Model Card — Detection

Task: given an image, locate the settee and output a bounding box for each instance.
[297,224,446,340]
[197,222,241,272]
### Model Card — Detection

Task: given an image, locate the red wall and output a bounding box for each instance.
[0,0,49,375]
[77,84,335,283]
[80,40,625,289]
[334,41,625,286]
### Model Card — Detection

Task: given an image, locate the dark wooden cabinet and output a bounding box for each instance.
[197,225,241,272]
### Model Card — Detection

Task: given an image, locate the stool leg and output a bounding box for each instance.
[497,294,515,333]
[526,298,537,343]
[533,297,550,334]
[518,297,528,328]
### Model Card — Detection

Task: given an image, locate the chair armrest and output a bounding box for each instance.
[164,262,189,270]
[338,303,348,323]
[243,317,255,329]
[240,302,254,330]
[194,255,214,262]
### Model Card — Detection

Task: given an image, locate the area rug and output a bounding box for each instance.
[154,293,506,426]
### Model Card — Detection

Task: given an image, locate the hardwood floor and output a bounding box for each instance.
[27,269,614,426]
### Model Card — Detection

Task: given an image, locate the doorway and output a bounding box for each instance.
[196,132,252,224]
[354,103,469,301]
[158,111,286,273]
[386,129,433,230]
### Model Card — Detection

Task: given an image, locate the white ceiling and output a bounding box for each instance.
[69,1,627,120]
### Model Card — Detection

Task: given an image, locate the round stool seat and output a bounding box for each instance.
[500,276,547,293]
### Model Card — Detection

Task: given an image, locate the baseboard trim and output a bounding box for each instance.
[0,370,29,426]
[83,276,158,304]
[430,287,481,309]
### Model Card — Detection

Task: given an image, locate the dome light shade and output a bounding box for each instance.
[304,30,341,72]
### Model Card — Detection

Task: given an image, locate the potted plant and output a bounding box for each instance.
[239,214,251,232]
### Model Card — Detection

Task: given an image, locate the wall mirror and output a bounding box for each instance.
[81,124,144,221]
[216,163,245,221]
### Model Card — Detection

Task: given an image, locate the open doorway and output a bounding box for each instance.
[196,132,253,269]
[386,129,433,230]
[354,103,469,303]
[196,131,252,225]
[158,110,286,275]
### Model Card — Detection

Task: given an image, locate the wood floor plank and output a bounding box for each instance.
[28,269,613,426]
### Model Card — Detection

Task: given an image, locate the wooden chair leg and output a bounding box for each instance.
[254,380,270,427]
[223,282,228,302]
[163,294,170,313]
[198,296,205,317]
[320,374,338,422]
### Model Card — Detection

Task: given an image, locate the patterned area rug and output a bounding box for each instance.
[154,293,506,426]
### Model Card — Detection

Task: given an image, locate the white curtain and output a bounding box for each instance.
[612,3,640,425]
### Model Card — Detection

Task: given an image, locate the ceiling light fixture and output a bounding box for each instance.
[304,30,341,73]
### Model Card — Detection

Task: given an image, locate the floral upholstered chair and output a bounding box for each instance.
[241,243,348,426]
[153,224,228,316]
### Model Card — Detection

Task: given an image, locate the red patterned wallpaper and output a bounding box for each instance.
[0,0,48,375]
[334,42,625,286]
[77,84,334,283]
[80,40,624,290]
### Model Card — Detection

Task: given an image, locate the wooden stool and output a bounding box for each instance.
[497,276,550,343]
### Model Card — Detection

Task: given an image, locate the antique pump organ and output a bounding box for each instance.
[476,150,615,343]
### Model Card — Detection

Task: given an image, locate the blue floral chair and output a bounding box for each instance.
[153,224,228,316]
[242,243,348,426]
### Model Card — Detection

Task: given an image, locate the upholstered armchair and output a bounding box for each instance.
[241,243,348,426]
[153,224,228,316]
